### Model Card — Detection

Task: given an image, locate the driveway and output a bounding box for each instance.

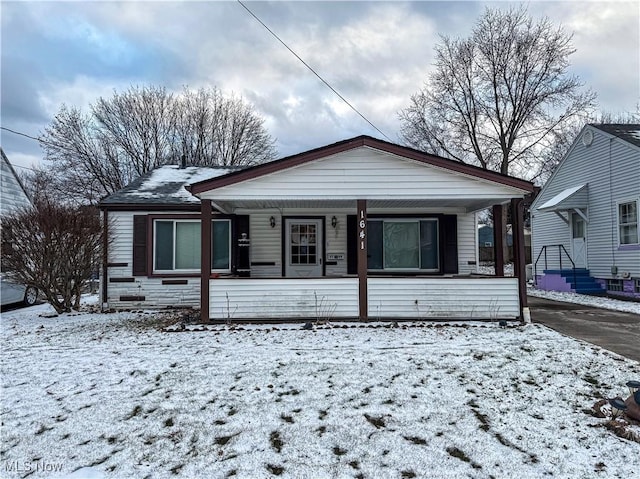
[528,295,640,362]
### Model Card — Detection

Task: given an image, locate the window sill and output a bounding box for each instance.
[617,244,640,251]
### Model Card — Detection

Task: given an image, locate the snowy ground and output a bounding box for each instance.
[2,299,640,479]
[527,287,640,315]
[479,262,640,315]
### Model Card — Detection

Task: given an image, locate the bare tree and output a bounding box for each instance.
[2,202,104,313]
[40,105,134,205]
[399,6,596,179]
[39,85,277,204]
[93,85,176,175]
[173,87,277,167]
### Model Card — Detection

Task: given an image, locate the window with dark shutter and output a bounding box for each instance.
[132,215,148,276]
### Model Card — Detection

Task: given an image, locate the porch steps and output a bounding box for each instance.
[543,269,605,295]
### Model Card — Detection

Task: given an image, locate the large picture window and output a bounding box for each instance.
[154,219,231,272]
[618,201,638,245]
[367,219,439,271]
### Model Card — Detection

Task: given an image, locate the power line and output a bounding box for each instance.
[236,0,391,142]
[1,126,41,143]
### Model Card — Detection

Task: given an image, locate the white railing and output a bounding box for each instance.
[368,277,520,319]
[210,278,359,320]
[209,276,520,320]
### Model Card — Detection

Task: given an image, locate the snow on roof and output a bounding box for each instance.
[100,165,238,206]
[591,124,640,148]
[538,184,587,210]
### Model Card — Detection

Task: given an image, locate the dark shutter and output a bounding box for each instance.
[441,215,458,274]
[233,215,250,276]
[346,215,357,274]
[132,215,148,276]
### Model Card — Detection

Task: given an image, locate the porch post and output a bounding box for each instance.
[101,209,109,310]
[511,198,527,319]
[357,199,368,321]
[492,204,504,277]
[200,199,212,323]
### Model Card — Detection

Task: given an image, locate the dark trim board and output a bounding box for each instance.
[162,279,189,285]
[107,262,128,268]
[109,277,135,283]
[119,295,145,302]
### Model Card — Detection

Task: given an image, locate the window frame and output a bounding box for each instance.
[617,199,639,246]
[607,279,623,292]
[151,217,232,275]
[367,217,440,273]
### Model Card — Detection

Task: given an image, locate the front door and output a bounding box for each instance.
[285,219,323,277]
[571,213,587,268]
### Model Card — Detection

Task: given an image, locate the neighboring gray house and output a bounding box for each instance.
[1,148,31,216]
[531,124,640,299]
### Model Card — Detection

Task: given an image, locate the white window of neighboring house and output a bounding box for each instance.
[154,219,231,272]
[618,200,639,245]
[607,279,623,292]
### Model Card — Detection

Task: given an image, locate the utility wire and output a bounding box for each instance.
[236,0,391,142]
[1,126,41,143]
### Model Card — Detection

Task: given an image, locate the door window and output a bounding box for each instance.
[290,223,317,265]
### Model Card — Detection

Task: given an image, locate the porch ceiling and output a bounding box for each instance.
[210,198,513,214]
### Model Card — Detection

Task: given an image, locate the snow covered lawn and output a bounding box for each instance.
[2,301,639,478]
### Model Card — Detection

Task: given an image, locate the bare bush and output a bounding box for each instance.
[2,202,104,313]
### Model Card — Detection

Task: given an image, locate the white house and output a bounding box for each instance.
[100,136,535,321]
[531,124,640,299]
[1,148,31,217]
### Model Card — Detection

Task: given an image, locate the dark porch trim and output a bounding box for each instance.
[101,209,109,308]
[511,198,527,320]
[200,200,212,323]
[357,200,368,321]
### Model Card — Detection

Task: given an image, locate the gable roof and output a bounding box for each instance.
[100,165,239,209]
[188,135,534,195]
[591,124,640,148]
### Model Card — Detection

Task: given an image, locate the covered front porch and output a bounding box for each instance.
[187,136,534,322]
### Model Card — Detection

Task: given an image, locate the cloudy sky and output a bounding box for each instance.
[1,0,639,173]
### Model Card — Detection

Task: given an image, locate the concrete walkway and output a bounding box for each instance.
[527,296,640,362]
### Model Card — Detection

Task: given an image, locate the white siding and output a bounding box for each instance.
[210,278,359,319]
[1,154,31,216]
[368,277,520,319]
[201,148,526,202]
[104,210,201,309]
[532,127,640,277]
[457,213,477,274]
